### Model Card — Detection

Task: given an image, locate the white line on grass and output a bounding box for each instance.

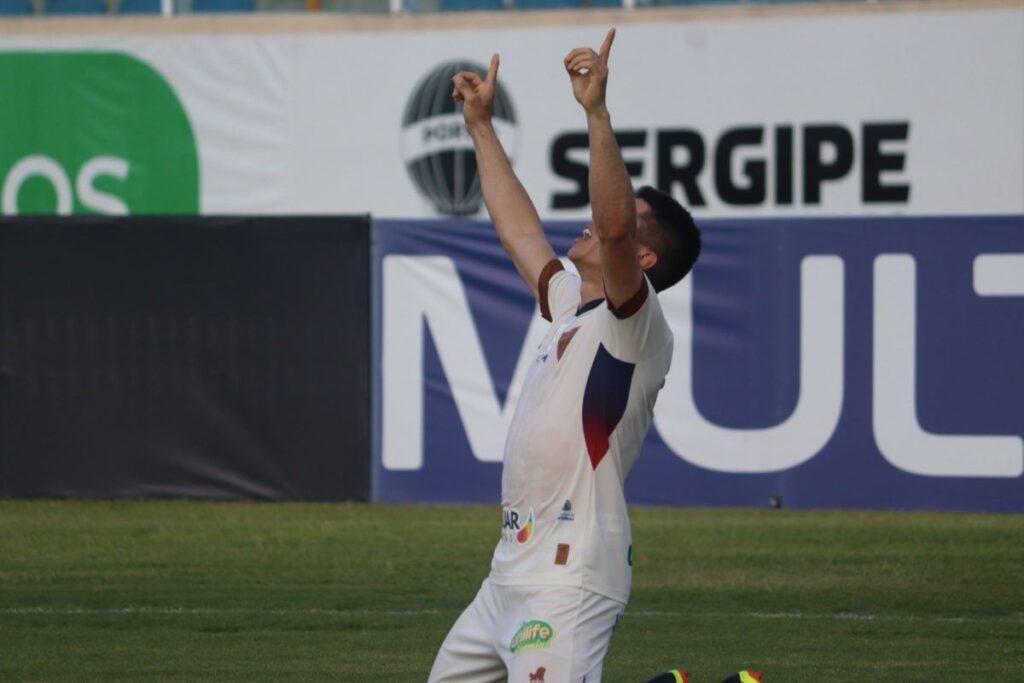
[632,611,1024,624]
[1,607,1020,625]
[0,607,443,616]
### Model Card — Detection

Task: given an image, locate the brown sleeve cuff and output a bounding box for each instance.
[607,279,650,320]
[538,259,566,322]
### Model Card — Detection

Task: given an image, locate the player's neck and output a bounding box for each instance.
[579,274,605,309]
[570,253,606,307]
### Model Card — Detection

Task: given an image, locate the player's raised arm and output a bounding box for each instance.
[565,28,646,309]
[452,55,557,301]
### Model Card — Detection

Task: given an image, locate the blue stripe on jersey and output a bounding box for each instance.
[581,343,635,470]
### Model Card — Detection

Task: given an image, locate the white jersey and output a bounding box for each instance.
[489,260,673,604]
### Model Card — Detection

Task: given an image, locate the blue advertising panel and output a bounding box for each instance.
[372,217,1024,512]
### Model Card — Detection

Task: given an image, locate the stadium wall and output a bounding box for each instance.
[2,214,1020,509]
[0,216,372,500]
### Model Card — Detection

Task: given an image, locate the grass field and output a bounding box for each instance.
[0,501,1021,683]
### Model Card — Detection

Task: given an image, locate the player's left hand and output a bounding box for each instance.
[564,28,615,117]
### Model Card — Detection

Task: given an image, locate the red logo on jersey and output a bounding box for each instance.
[529,667,546,682]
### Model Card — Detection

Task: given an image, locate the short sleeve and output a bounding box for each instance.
[538,259,581,322]
[601,276,672,364]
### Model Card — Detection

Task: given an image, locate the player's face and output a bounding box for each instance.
[567,222,598,265]
[567,198,650,267]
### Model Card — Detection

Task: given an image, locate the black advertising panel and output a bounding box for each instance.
[0,216,370,501]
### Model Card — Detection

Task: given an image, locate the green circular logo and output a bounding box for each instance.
[1,52,199,215]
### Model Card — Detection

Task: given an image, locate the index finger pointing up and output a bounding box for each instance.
[599,27,616,64]
[486,53,500,86]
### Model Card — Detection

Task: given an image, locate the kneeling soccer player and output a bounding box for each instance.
[428,28,702,683]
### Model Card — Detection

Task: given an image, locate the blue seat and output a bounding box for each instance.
[513,0,575,7]
[45,0,106,12]
[191,0,252,11]
[0,0,32,14]
[118,0,160,12]
[439,0,502,10]
[641,0,744,5]
[514,0,618,7]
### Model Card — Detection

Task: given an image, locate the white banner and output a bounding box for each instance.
[2,5,1022,218]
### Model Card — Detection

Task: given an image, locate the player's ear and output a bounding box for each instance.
[639,245,658,272]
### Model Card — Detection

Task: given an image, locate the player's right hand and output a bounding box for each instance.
[452,53,499,131]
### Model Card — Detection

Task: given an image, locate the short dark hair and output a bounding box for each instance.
[635,185,701,292]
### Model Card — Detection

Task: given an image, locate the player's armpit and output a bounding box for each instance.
[606,277,648,320]
[602,277,671,364]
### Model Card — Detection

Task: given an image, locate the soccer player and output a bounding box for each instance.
[429,28,701,683]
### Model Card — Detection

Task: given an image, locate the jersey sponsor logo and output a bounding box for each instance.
[557,500,574,522]
[510,619,554,655]
[502,506,535,545]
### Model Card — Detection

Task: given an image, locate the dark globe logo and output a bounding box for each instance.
[401,60,518,216]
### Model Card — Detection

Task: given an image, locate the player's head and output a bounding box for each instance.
[568,186,701,292]
[634,185,701,292]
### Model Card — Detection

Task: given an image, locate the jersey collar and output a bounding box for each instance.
[576,298,605,317]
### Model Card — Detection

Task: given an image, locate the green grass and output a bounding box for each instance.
[0,501,1021,682]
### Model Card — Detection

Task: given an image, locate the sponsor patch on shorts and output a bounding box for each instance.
[510,619,554,655]
[555,543,570,565]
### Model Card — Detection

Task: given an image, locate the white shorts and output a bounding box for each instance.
[427,578,625,683]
